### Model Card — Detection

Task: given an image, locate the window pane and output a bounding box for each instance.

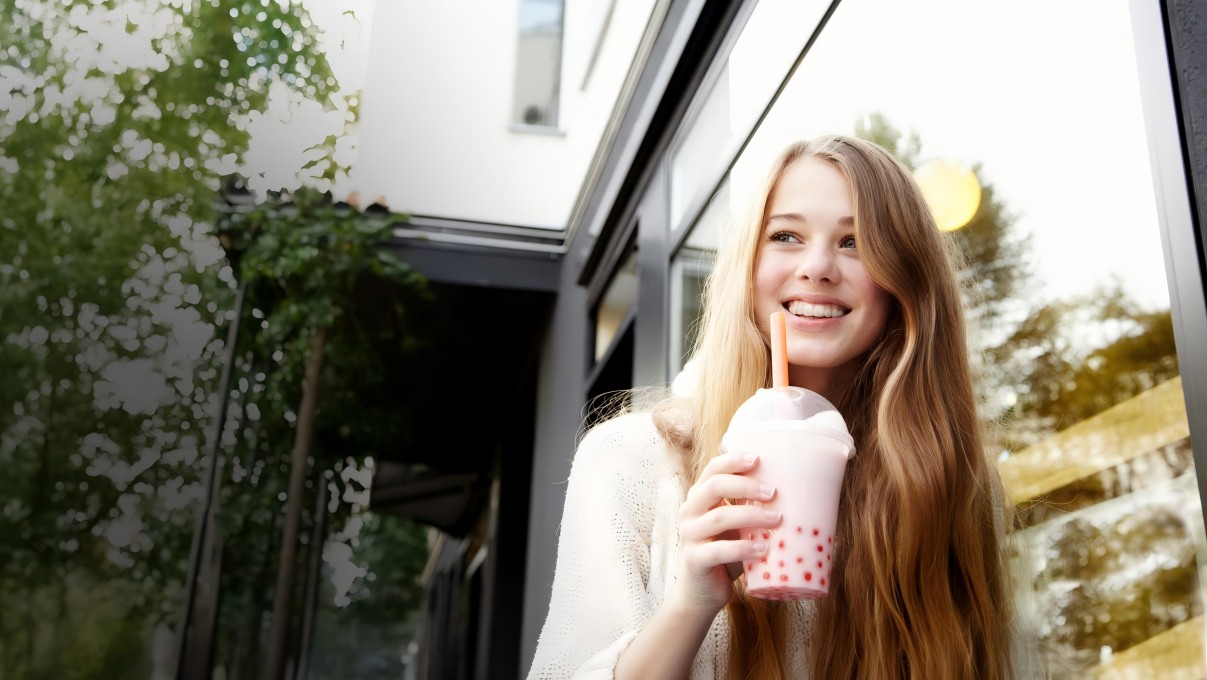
[669,65,731,232]
[594,245,637,363]
[668,0,831,230]
[513,0,563,127]
[669,183,730,376]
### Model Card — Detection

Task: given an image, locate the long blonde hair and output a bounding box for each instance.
[655,135,1014,679]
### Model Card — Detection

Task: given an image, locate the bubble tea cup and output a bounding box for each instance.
[723,387,854,599]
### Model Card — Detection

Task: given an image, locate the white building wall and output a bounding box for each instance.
[353,0,655,230]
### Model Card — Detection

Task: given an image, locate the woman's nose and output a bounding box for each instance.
[794,244,840,283]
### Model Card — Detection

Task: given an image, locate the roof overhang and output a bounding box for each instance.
[366,223,557,535]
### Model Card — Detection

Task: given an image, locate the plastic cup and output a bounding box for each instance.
[722,387,854,600]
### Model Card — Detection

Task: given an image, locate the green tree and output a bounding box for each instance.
[1003,281,1179,430]
[1037,504,1199,674]
[212,184,428,679]
[308,511,429,680]
[0,0,339,675]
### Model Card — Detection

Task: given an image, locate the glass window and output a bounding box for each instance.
[669,65,731,232]
[579,0,618,90]
[667,0,831,231]
[594,244,637,363]
[669,182,730,376]
[672,1,1204,675]
[513,0,564,127]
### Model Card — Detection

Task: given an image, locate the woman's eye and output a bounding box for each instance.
[839,235,857,249]
[769,231,799,244]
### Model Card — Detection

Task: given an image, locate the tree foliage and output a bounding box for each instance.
[307,511,430,680]
[0,0,432,676]
[217,185,428,455]
[1002,282,1179,431]
[207,183,430,679]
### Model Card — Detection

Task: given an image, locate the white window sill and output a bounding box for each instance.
[509,123,567,137]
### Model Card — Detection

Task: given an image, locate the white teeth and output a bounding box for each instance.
[786,301,849,318]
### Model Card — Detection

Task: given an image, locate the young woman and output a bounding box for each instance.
[528,135,1020,679]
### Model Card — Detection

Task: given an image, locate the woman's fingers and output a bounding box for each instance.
[671,451,780,611]
[681,533,770,575]
[700,449,756,478]
[681,470,774,519]
[681,504,781,544]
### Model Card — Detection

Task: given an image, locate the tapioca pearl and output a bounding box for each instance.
[816,545,824,553]
[763,572,771,580]
[812,528,820,537]
[804,572,813,582]
[817,560,823,568]
[780,574,789,582]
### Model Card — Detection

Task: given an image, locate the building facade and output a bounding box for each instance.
[354,1,1207,677]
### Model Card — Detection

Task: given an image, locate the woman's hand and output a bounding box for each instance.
[614,450,781,680]
[670,450,782,617]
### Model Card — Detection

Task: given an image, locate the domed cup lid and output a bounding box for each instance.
[723,386,855,457]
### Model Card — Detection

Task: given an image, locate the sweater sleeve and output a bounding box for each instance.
[527,415,660,679]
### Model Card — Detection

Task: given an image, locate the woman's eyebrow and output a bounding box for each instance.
[765,213,855,226]
[765,212,805,225]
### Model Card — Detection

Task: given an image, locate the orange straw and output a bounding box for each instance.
[770,311,788,388]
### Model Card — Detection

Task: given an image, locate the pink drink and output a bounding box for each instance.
[723,387,854,600]
[734,428,850,599]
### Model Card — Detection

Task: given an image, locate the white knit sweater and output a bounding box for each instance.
[527,411,816,679]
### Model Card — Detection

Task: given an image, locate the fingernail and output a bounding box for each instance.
[759,484,775,499]
[764,509,781,522]
[752,542,767,555]
[743,452,757,465]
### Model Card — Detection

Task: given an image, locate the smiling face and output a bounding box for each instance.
[753,156,892,397]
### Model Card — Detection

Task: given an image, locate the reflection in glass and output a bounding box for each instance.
[513,0,564,127]
[670,65,731,231]
[594,245,637,363]
[914,158,982,232]
[669,183,731,375]
[669,256,709,378]
[1003,377,1198,677]
[667,0,831,231]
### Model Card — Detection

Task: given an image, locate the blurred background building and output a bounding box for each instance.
[343,0,1207,677]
